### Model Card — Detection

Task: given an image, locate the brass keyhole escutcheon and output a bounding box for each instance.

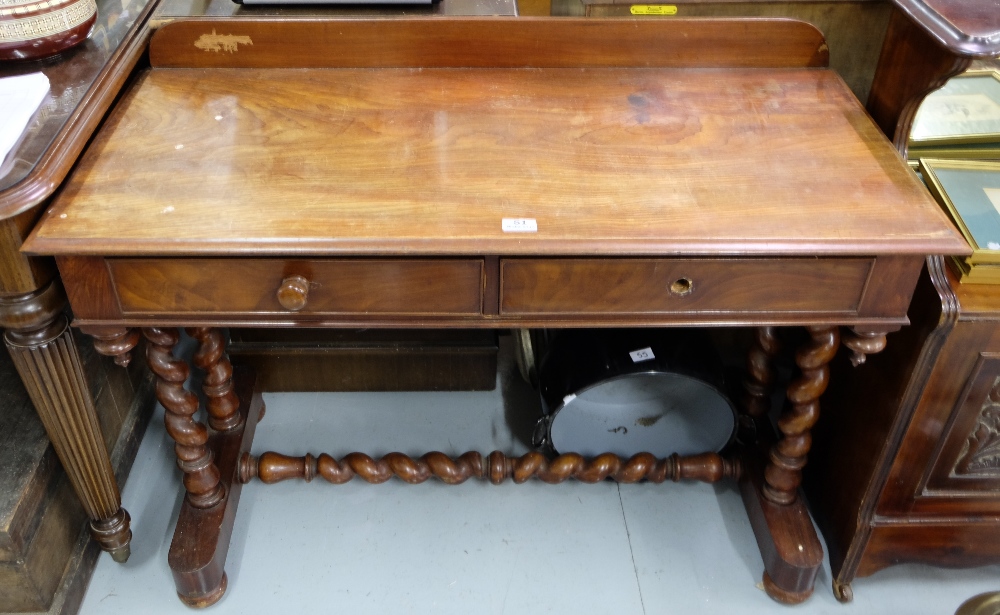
[669,277,694,296]
[276,275,310,311]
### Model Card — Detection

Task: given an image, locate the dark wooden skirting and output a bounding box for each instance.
[227,329,498,392]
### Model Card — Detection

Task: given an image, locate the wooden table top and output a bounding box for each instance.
[26,63,967,259]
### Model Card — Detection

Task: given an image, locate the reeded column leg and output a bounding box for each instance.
[142,327,225,509]
[1,282,132,562]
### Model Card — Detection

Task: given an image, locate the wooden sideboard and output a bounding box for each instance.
[22,17,968,608]
[0,320,152,614]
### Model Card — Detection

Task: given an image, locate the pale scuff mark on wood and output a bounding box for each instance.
[194,30,252,53]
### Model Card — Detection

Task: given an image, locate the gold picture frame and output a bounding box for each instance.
[910,70,1000,148]
[920,158,1000,265]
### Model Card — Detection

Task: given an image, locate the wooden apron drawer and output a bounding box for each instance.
[108,258,485,317]
[499,258,873,315]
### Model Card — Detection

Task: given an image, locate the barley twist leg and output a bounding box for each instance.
[741,326,782,422]
[185,327,243,432]
[143,327,224,509]
[763,325,840,505]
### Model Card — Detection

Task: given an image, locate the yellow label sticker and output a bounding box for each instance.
[630,4,677,14]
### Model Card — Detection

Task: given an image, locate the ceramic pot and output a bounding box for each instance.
[0,0,96,61]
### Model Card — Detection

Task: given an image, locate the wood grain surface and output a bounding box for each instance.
[149,17,829,69]
[26,65,967,258]
[500,257,872,314]
[108,258,484,316]
[580,2,891,104]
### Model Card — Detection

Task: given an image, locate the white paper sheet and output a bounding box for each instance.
[0,72,50,166]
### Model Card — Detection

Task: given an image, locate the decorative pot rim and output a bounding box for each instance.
[0,0,95,46]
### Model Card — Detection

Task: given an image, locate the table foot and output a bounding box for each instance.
[763,572,812,605]
[177,573,228,609]
[169,367,261,608]
[90,508,132,563]
[739,447,822,605]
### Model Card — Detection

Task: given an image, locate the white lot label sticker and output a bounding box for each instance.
[502,218,537,232]
[629,347,655,362]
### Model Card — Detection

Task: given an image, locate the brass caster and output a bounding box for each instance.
[833,579,853,603]
[109,543,131,563]
[956,592,1000,615]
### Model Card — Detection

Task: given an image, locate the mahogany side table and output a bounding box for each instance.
[23,17,969,608]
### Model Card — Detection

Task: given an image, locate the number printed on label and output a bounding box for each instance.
[629,347,655,362]
[502,218,538,233]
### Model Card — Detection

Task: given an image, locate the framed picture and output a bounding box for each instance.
[908,143,1000,161]
[910,70,1000,148]
[920,159,1000,264]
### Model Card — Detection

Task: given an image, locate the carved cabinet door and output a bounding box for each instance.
[877,321,1000,518]
[925,353,1000,492]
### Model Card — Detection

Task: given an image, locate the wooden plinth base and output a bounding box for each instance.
[739,444,822,604]
[167,367,262,608]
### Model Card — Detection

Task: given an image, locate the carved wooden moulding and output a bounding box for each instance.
[0,0,95,60]
[957,376,1000,477]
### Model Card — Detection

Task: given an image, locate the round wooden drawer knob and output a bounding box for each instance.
[276,275,310,311]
